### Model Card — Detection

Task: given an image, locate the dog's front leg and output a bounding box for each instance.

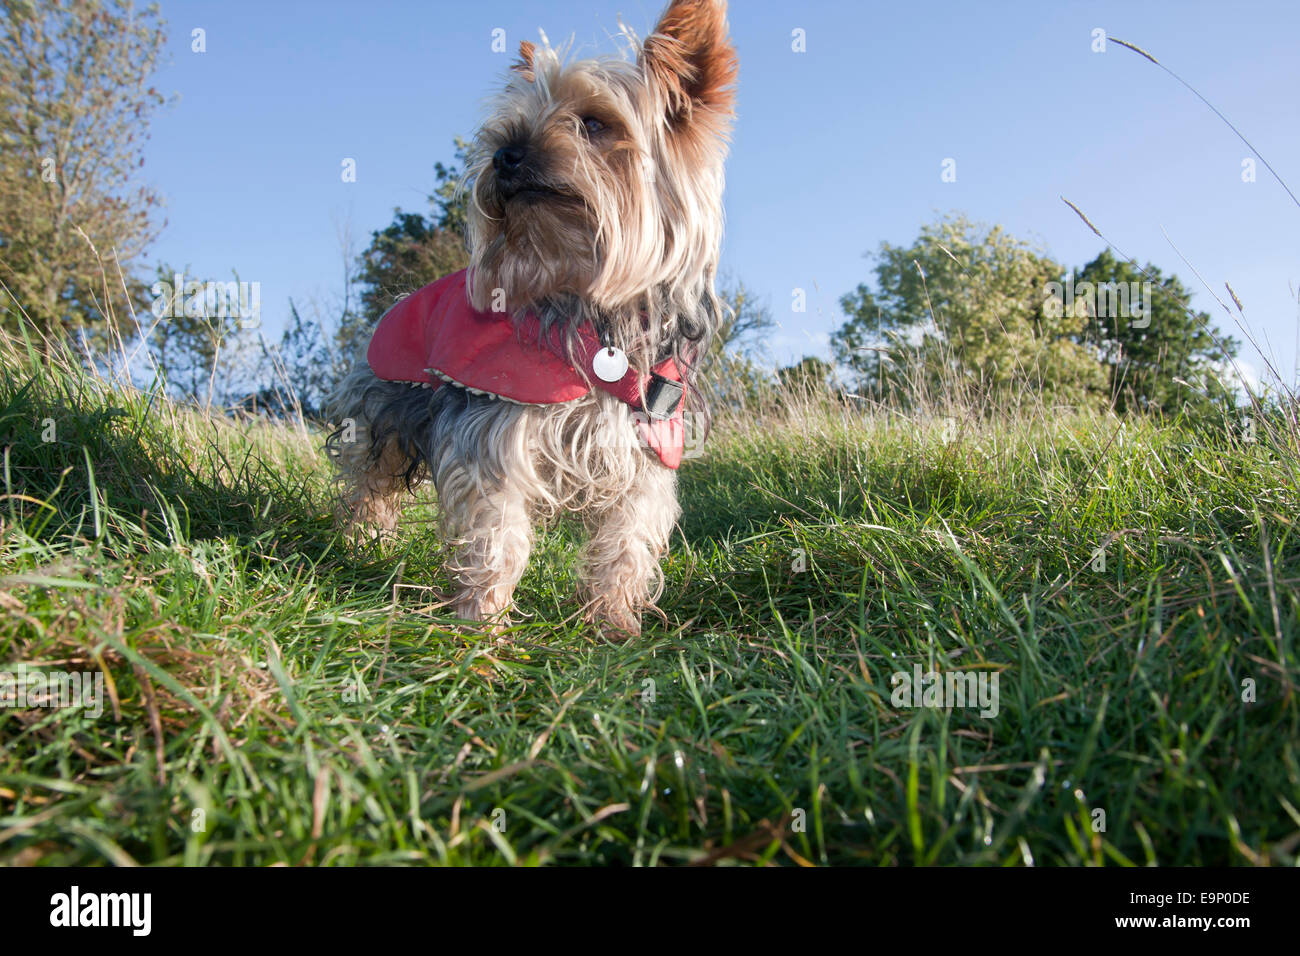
[438,471,534,627]
[579,463,679,640]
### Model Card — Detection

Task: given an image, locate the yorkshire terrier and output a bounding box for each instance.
[326,0,736,639]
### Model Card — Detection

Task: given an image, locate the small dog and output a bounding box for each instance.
[326,0,736,638]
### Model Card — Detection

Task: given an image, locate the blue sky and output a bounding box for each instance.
[145,0,1300,385]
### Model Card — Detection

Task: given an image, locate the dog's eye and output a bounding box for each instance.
[581,116,606,136]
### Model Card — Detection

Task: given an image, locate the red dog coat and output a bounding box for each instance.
[366,270,687,468]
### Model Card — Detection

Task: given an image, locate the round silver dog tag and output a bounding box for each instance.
[592,346,629,382]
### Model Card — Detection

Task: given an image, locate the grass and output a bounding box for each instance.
[1,331,1298,866]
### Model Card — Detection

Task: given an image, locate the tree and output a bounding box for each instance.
[142,263,260,407]
[833,214,1107,409]
[1072,248,1238,415]
[253,300,333,418]
[351,140,471,334]
[702,279,777,411]
[430,137,470,239]
[0,0,166,340]
[711,277,773,359]
[777,355,834,392]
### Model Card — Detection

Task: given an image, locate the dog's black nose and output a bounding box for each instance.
[493,144,527,177]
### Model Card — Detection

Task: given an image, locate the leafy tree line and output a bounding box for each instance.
[828,214,1240,418]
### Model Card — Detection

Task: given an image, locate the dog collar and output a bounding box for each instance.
[366,269,688,469]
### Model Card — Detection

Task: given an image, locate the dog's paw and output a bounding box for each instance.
[340,521,386,545]
[588,608,642,643]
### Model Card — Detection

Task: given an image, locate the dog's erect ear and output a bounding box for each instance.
[639,0,737,131]
[512,40,536,81]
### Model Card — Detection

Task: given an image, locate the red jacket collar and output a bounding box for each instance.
[367,270,687,469]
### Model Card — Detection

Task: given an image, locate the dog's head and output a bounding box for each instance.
[465,0,736,319]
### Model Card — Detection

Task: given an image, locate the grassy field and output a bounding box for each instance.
[1,333,1297,866]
